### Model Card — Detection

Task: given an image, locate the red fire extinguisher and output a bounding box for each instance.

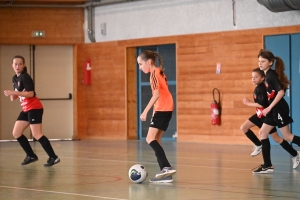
[211,88,221,125]
[83,59,91,85]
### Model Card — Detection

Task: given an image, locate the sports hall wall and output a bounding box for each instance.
[75,25,300,144]
[76,0,300,144]
[1,1,300,144]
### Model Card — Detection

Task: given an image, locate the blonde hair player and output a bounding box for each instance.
[3,55,60,166]
[137,50,176,183]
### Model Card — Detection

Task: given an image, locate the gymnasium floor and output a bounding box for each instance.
[0,140,300,200]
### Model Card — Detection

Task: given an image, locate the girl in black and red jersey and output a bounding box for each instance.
[3,55,60,167]
[252,49,300,173]
[241,68,299,168]
[137,50,176,183]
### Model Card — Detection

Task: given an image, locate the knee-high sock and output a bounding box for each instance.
[149,140,171,169]
[280,140,297,157]
[38,136,57,158]
[17,134,35,157]
[292,135,300,147]
[261,138,272,167]
[157,158,163,170]
[245,130,261,146]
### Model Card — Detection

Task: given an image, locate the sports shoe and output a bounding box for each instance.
[292,151,300,169]
[155,167,176,179]
[252,164,274,174]
[21,155,38,165]
[44,157,60,167]
[149,175,173,183]
[251,145,262,157]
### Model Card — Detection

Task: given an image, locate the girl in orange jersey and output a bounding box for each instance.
[3,55,60,167]
[137,50,176,183]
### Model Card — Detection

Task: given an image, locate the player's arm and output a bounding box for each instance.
[263,72,285,115]
[140,89,160,121]
[10,94,18,101]
[243,97,263,108]
[4,90,34,98]
[268,90,284,109]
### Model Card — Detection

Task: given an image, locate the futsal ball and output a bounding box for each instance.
[128,164,148,183]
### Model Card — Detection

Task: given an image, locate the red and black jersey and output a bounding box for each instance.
[12,71,43,112]
[253,82,269,118]
[264,69,283,102]
[254,82,269,108]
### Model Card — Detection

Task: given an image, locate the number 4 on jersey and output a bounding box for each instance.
[278,113,284,124]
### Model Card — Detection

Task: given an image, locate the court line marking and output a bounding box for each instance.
[0,186,127,200]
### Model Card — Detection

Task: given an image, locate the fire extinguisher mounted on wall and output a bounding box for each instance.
[211,88,221,125]
[83,59,92,85]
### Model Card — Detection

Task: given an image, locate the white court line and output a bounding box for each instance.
[0,186,127,200]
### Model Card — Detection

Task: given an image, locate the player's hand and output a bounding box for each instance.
[140,112,147,121]
[3,90,13,97]
[243,97,251,105]
[262,107,271,116]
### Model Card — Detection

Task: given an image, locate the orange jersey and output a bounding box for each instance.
[150,68,174,112]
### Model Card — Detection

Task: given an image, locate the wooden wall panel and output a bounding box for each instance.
[0,7,84,44]
[76,42,127,140]
[75,25,300,144]
[126,47,137,140]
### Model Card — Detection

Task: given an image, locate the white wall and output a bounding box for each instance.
[84,0,300,43]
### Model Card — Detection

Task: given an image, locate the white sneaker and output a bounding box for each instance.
[149,175,173,183]
[155,167,176,179]
[292,151,300,169]
[251,145,262,157]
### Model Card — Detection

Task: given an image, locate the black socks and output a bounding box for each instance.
[38,136,57,158]
[292,135,300,147]
[149,140,171,170]
[17,134,36,157]
[245,130,261,146]
[261,138,272,167]
[280,140,297,157]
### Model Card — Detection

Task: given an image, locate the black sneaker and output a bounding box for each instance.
[252,164,274,174]
[44,157,60,167]
[21,155,38,165]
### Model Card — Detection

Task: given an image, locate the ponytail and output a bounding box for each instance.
[274,56,290,90]
[152,52,165,76]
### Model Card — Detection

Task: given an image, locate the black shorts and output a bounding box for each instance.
[264,100,293,128]
[17,109,43,124]
[249,114,277,134]
[150,111,172,131]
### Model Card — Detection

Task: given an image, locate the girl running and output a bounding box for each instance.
[253,49,300,173]
[241,68,299,169]
[137,50,176,183]
[3,55,60,167]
